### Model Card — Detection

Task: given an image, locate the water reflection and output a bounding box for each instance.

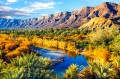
[67,51,78,57]
[35,45,79,57]
[31,45,88,77]
[53,55,88,77]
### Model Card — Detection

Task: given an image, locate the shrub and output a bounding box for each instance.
[67,42,77,52]
[110,34,120,55]
[86,46,110,63]
[0,59,6,78]
[88,60,112,79]
[78,67,96,79]
[89,27,119,44]
[0,42,5,50]
[64,64,79,79]
[5,42,19,52]
[109,55,120,79]
[0,50,6,59]
[1,53,55,79]
[58,41,67,50]
[6,46,29,58]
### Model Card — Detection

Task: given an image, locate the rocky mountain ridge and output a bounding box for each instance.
[0,2,120,29]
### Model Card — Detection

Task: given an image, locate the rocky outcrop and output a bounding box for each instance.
[0,2,120,29]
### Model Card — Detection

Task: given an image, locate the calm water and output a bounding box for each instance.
[53,55,88,77]
[31,46,88,77]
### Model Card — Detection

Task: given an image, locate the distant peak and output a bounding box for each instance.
[102,2,117,6]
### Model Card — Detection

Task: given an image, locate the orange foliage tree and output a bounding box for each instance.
[86,46,110,63]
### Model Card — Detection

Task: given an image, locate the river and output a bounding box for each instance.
[31,46,88,77]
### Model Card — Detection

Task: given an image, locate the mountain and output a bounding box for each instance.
[0,2,120,29]
[78,17,118,30]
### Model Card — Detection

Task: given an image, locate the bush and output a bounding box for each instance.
[0,59,6,77]
[85,46,110,63]
[0,53,55,79]
[6,46,29,58]
[5,42,19,52]
[64,64,79,79]
[89,27,119,44]
[78,67,96,79]
[0,50,6,59]
[110,34,120,55]
[88,60,112,79]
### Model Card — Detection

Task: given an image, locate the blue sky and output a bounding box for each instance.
[0,0,120,19]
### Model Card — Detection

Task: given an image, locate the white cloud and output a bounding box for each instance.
[14,12,30,16]
[30,2,55,10]
[6,0,18,4]
[19,1,62,12]
[0,1,63,19]
[1,16,12,19]
[40,14,48,16]
[0,6,12,11]
[0,6,30,18]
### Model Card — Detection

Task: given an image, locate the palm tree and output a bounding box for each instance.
[88,60,112,79]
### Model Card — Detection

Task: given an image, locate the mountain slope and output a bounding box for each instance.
[78,17,118,30]
[0,2,120,29]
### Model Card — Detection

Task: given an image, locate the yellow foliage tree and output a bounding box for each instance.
[67,42,77,52]
[86,47,110,63]
[58,41,67,50]
[5,42,19,53]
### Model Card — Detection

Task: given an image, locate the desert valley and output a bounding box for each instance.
[0,1,120,79]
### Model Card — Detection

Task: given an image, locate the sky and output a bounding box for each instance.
[0,0,120,19]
